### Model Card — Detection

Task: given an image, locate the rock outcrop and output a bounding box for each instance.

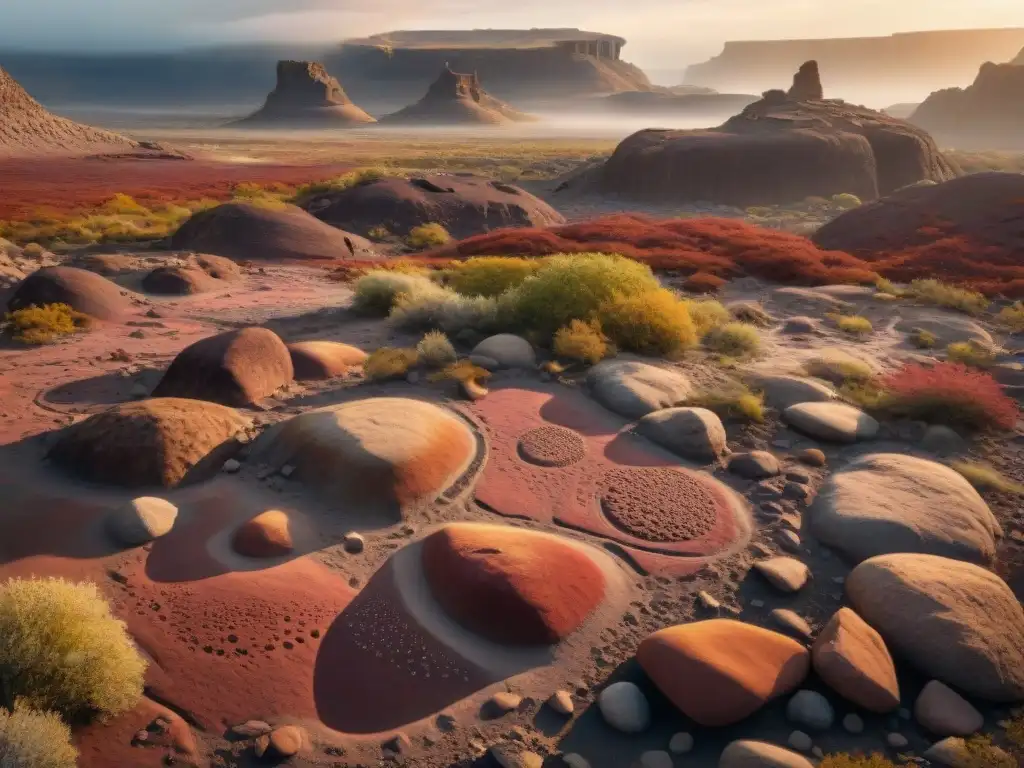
[234,60,375,128]
[787,60,823,101]
[597,62,959,206]
[7,266,134,320]
[911,61,1024,148]
[379,67,534,125]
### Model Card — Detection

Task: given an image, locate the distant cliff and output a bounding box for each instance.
[685,29,1024,100]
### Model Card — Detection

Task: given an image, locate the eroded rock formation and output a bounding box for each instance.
[234,60,375,127]
[379,67,534,125]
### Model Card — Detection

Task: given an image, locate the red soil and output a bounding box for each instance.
[0,157,352,220]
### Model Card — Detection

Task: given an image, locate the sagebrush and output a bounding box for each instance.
[553,320,610,365]
[0,704,78,768]
[703,322,761,358]
[597,289,697,357]
[407,223,451,249]
[415,330,457,368]
[444,257,541,297]
[3,304,91,345]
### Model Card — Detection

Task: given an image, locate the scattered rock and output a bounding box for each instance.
[7,265,133,320]
[230,720,272,739]
[771,609,813,639]
[668,732,694,755]
[804,349,881,384]
[751,374,837,410]
[637,619,809,726]
[812,607,900,713]
[490,744,543,768]
[342,532,365,554]
[782,317,823,335]
[587,360,693,419]
[797,448,826,467]
[637,751,673,768]
[920,425,968,456]
[222,458,241,473]
[485,692,523,716]
[255,725,304,758]
[914,680,984,736]
[548,691,574,716]
[783,402,879,443]
[777,530,802,553]
[924,736,1013,768]
[106,497,178,546]
[598,682,650,734]
[847,553,1024,701]
[753,557,810,593]
[288,341,367,380]
[788,731,813,753]
[728,451,781,479]
[843,714,865,734]
[563,755,592,768]
[786,690,835,731]
[638,407,728,461]
[886,733,909,749]
[720,740,815,768]
[471,334,536,369]
[232,509,293,558]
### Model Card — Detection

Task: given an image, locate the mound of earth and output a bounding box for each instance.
[49,398,248,488]
[812,172,1024,296]
[379,67,534,126]
[421,523,607,646]
[435,213,876,285]
[153,327,294,407]
[141,253,242,295]
[234,60,375,128]
[0,66,141,157]
[595,61,958,205]
[302,174,564,239]
[170,202,377,262]
[911,61,1024,149]
[251,398,477,520]
[7,265,134,319]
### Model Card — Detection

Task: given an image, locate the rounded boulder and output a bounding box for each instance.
[719,740,815,768]
[598,682,650,734]
[587,360,693,419]
[421,523,606,646]
[7,265,133,319]
[470,334,536,369]
[142,266,221,295]
[106,497,178,546]
[232,510,294,558]
[783,402,879,443]
[638,407,727,461]
[288,340,367,380]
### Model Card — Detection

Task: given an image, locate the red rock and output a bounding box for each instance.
[812,607,900,712]
[235,60,375,128]
[232,510,293,558]
[421,523,606,646]
[380,66,534,126]
[637,619,810,726]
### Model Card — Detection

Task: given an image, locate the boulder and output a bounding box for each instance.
[106,497,178,546]
[750,375,836,410]
[787,60,824,101]
[803,348,880,384]
[785,690,834,731]
[421,523,606,646]
[846,553,1024,701]
[251,398,476,519]
[153,327,294,407]
[49,398,248,488]
[379,66,535,126]
[914,680,984,737]
[234,60,375,127]
[782,402,879,443]
[753,557,810,593]
[719,740,815,768]
[232,510,294,558]
[170,202,377,262]
[598,682,650,734]
[811,608,900,713]
[7,265,133,319]
[470,334,536,369]
[301,174,564,240]
[637,619,809,726]
[809,453,1000,563]
[142,266,222,295]
[728,451,781,479]
[587,360,693,419]
[288,341,367,380]
[638,407,727,461]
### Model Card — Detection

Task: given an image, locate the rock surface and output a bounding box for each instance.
[7,265,133,319]
[810,453,1000,563]
[719,740,815,768]
[421,523,606,645]
[637,619,809,726]
[847,553,1024,701]
[288,341,367,380]
[750,375,836,410]
[235,60,375,127]
[914,680,984,737]
[587,360,693,419]
[106,497,178,546]
[638,407,727,461]
[783,402,879,443]
[787,60,824,101]
[811,607,900,713]
[232,510,294,558]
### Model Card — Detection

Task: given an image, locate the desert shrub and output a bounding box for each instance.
[703,322,761,358]
[949,462,1024,495]
[367,226,391,241]
[910,328,938,349]
[805,356,874,385]
[416,330,457,368]
[390,285,500,335]
[947,340,997,368]
[683,298,732,338]
[0,704,78,768]
[996,302,1024,333]
[874,277,902,296]
[20,242,45,257]
[682,271,725,293]
[406,223,451,249]
[831,193,863,210]
[445,257,541,297]
[510,253,661,338]
[881,362,1018,431]
[428,359,491,384]
[961,735,1017,768]
[3,304,91,345]
[840,377,889,410]
[0,577,145,718]
[352,271,437,315]
[728,302,773,327]
[597,288,697,357]
[836,315,873,335]
[292,167,394,202]
[689,386,765,423]
[907,279,989,315]
[553,319,610,365]
[820,754,901,768]
[363,347,419,381]
[101,193,150,215]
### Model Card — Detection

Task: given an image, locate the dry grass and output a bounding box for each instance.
[949,461,1024,495]
[290,167,395,203]
[689,387,766,423]
[683,298,732,339]
[553,320,610,365]
[596,289,698,357]
[907,279,990,315]
[910,328,938,349]
[996,302,1024,333]
[427,359,492,384]
[0,703,78,768]
[415,330,457,368]
[444,257,541,298]
[947,340,997,368]
[728,302,773,327]
[703,322,762,358]
[390,285,501,335]
[804,356,874,385]
[363,347,419,381]
[2,304,91,345]
[820,754,905,768]
[836,315,873,335]
[352,271,438,316]
[0,577,145,718]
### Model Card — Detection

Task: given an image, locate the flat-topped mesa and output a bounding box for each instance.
[787,60,823,101]
[234,60,375,127]
[380,65,535,125]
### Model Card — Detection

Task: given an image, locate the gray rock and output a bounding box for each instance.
[782,316,823,335]
[342,532,365,554]
[471,334,536,369]
[843,714,865,734]
[598,681,650,733]
[786,690,835,731]
[222,458,242,473]
[750,374,836,410]
[668,732,694,755]
[783,402,879,443]
[469,354,500,371]
[753,557,810,593]
[728,451,781,479]
[637,751,673,768]
[562,755,592,768]
[914,680,983,737]
[490,745,543,768]
[783,482,812,503]
[886,733,909,749]
[106,497,178,546]
[920,425,968,456]
[587,360,693,419]
[638,407,727,461]
[720,740,815,768]
[230,720,273,738]
[787,731,813,753]
[777,529,802,553]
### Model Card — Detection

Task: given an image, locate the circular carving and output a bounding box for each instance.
[518,426,587,468]
[599,467,719,543]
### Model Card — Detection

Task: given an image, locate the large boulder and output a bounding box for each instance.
[106,497,179,546]
[301,174,564,240]
[846,553,1024,701]
[587,360,693,419]
[637,619,809,726]
[49,398,248,488]
[234,60,375,127]
[170,202,377,262]
[749,374,836,411]
[421,523,606,646]
[637,407,727,461]
[810,453,1000,563]
[153,327,294,407]
[597,63,958,206]
[7,265,133,319]
[811,608,900,713]
[251,398,477,520]
[379,66,534,126]
[782,402,879,443]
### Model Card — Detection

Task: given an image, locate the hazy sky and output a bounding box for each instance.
[2,0,1024,68]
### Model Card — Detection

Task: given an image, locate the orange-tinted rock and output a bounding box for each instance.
[7,265,133,319]
[288,340,367,380]
[421,523,606,646]
[812,607,900,712]
[153,327,293,407]
[637,619,810,726]
[232,510,293,558]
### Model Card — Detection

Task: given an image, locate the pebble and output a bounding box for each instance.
[887,733,909,749]
[798,448,827,467]
[812,747,825,759]
[777,529,802,553]
[342,532,365,554]
[638,751,673,768]
[697,591,721,610]
[382,733,411,754]
[669,732,694,754]
[598,682,650,734]
[786,469,812,484]
[788,731,813,752]
[786,690,835,731]
[772,609,813,639]
[783,482,813,503]
[562,755,592,768]
[486,692,522,715]
[222,458,241,474]
[548,690,574,716]
[490,744,543,768]
[843,714,865,734]
[229,720,272,738]
[279,464,295,478]
[130,382,148,398]
[750,599,766,608]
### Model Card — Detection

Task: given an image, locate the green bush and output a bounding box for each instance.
[0,577,145,718]
[416,330,457,368]
[364,347,419,381]
[703,322,761,357]
[291,167,394,202]
[597,289,698,357]
[352,271,438,316]
[445,257,541,297]
[406,223,451,249]
[0,704,78,768]
[3,304,91,345]
[553,320,610,365]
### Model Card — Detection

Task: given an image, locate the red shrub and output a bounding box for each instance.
[881,362,1019,431]
[683,272,726,293]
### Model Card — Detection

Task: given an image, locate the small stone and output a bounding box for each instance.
[382,733,411,754]
[760,501,786,517]
[914,680,984,737]
[887,733,909,749]
[786,690,835,731]
[342,532,365,554]
[668,732,694,754]
[486,692,522,716]
[598,681,650,734]
[254,735,270,757]
[772,609,813,639]
[721,741,815,768]
[469,354,500,371]
[268,725,304,758]
[222,458,241,473]
[777,529,801,553]
[728,451,781,479]
[562,755,592,768]
[753,557,811,593]
[750,599,766,608]
[230,720,272,738]
[788,731,813,752]
[798,448,827,467]
[130,382,148,398]
[406,371,420,384]
[490,745,543,768]
[843,714,865,734]
[812,747,825,759]
[783,482,812,503]
[921,425,968,455]
[697,591,721,610]
[638,751,672,768]
[134,729,149,743]
[548,690,574,716]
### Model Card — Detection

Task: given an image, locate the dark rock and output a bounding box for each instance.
[787,61,824,101]
[234,60,375,127]
[380,66,534,126]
